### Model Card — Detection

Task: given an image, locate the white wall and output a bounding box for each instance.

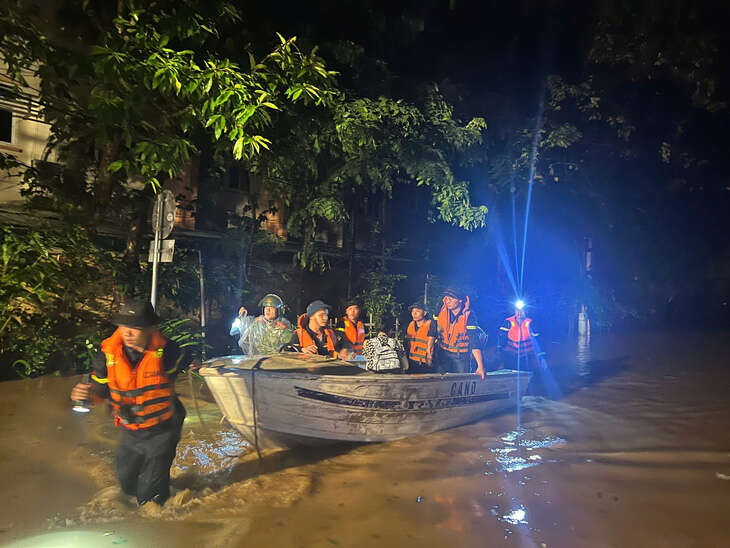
[0,63,54,206]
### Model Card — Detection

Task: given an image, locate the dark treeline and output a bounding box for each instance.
[1,0,728,377]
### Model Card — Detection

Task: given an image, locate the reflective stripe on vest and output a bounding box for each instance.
[100,328,174,430]
[407,320,432,364]
[437,305,471,355]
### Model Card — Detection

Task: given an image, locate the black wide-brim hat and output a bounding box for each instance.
[111,298,160,328]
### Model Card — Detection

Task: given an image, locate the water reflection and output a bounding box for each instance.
[576,332,592,375]
[487,428,566,473]
[502,506,527,525]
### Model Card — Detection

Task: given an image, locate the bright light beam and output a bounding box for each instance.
[510,170,520,278]
[518,87,546,293]
[491,211,520,297]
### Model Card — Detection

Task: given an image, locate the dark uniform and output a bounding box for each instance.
[90,342,186,505]
[89,300,187,506]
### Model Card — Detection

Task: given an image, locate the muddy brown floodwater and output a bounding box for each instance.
[0,330,728,547]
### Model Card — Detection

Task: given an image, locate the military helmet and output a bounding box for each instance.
[258,293,284,309]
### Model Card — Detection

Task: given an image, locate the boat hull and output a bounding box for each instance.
[200,357,530,450]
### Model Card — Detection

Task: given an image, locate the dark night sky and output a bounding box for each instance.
[243,0,730,326]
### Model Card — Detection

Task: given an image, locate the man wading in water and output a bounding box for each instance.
[70,299,191,506]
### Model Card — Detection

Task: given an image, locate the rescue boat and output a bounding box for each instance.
[199,353,531,451]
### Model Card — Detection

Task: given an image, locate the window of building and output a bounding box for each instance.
[224,163,251,193]
[0,109,11,143]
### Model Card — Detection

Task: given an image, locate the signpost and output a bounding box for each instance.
[147,239,175,263]
[150,190,176,309]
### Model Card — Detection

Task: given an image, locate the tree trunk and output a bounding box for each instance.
[90,140,120,231]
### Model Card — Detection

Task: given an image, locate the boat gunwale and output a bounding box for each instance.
[199,366,531,385]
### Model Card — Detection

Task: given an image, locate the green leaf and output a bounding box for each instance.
[233,137,244,159]
[108,161,124,173]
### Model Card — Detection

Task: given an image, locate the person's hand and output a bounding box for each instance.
[339,349,352,361]
[238,306,248,317]
[189,360,202,371]
[71,383,91,402]
[302,344,318,354]
[474,367,486,380]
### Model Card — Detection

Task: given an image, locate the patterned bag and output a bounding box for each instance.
[363,334,404,372]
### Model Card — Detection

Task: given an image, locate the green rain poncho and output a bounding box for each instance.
[230,314,294,355]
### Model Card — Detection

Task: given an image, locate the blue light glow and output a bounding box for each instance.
[515,299,525,310]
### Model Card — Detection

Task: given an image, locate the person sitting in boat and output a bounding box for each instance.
[335,301,366,356]
[436,287,486,379]
[405,301,437,373]
[286,300,352,360]
[230,293,294,356]
[499,300,546,369]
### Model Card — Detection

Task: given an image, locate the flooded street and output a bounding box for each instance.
[0,330,728,547]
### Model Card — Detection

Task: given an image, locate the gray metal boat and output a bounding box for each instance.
[199,353,531,451]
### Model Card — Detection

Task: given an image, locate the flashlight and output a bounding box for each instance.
[514,299,525,311]
[72,373,91,414]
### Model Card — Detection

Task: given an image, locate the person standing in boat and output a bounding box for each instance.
[436,288,486,379]
[286,300,352,359]
[405,302,437,372]
[336,301,366,356]
[499,300,546,369]
[69,299,191,507]
[229,293,294,355]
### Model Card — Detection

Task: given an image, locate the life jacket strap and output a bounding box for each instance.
[110,383,171,398]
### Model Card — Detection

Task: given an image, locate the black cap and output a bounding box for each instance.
[306,300,330,317]
[443,286,464,300]
[409,301,429,313]
[111,298,159,328]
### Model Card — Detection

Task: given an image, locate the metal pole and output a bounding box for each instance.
[198,249,207,359]
[150,194,163,309]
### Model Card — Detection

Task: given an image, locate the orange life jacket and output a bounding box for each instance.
[296,314,337,358]
[505,315,534,356]
[406,319,433,365]
[100,328,174,430]
[340,317,365,354]
[437,297,471,356]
